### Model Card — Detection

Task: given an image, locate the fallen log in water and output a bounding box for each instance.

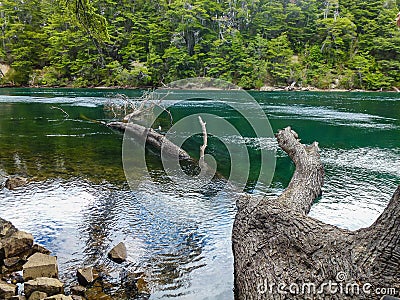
[107,121,192,161]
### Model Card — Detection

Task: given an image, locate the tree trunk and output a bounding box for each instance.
[232,127,400,299]
[107,121,192,161]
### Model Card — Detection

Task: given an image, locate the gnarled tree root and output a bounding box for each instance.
[233,127,400,299]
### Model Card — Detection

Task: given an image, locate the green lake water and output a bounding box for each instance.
[0,88,399,299]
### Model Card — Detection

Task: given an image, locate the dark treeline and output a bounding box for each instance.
[0,0,399,90]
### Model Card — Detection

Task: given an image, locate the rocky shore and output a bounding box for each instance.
[0,218,149,300]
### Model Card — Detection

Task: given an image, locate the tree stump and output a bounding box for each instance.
[232,127,400,299]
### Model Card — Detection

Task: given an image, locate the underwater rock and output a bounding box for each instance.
[84,281,112,300]
[70,285,86,296]
[4,177,28,190]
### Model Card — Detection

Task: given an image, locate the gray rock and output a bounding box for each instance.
[0,219,50,274]
[24,277,64,298]
[70,296,84,300]
[76,267,95,286]
[107,242,127,263]
[0,282,17,299]
[0,218,17,239]
[23,253,58,280]
[4,256,22,268]
[31,244,51,256]
[28,291,48,300]
[5,177,28,190]
[69,285,85,296]
[1,230,34,259]
[18,244,51,264]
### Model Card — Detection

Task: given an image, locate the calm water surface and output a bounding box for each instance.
[0,88,399,299]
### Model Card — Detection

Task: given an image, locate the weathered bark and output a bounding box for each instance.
[233,127,400,299]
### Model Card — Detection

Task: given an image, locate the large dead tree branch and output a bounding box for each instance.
[275,127,324,214]
[107,121,191,161]
[233,126,400,299]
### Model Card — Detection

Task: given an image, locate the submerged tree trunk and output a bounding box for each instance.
[107,121,192,161]
[232,127,400,299]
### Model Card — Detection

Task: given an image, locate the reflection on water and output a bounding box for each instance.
[309,147,400,230]
[0,89,399,299]
[0,179,235,299]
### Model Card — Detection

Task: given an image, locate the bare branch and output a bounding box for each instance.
[107,121,191,161]
[105,91,173,126]
[275,126,324,214]
[50,106,69,118]
[198,116,207,169]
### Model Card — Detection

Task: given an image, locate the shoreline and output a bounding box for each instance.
[0,84,399,93]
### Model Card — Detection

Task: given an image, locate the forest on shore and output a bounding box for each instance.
[0,0,400,90]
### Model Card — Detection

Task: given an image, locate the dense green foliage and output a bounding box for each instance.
[1,0,399,89]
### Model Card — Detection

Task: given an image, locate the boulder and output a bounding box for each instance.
[23,253,58,280]
[1,231,34,259]
[76,267,95,286]
[136,277,150,294]
[85,289,112,300]
[5,177,28,190]
[84,282,112,300]
[31,244,51,256]
[0,218,17,239]
[24,277,64,298]
[107,242,127,263]
[70,296,84,300]
[121,272,139,299]
[0,282,17,299]
[69,285,85,296]
[20,244,51,261]
[28,291,48,300]
[4,257,22,268]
